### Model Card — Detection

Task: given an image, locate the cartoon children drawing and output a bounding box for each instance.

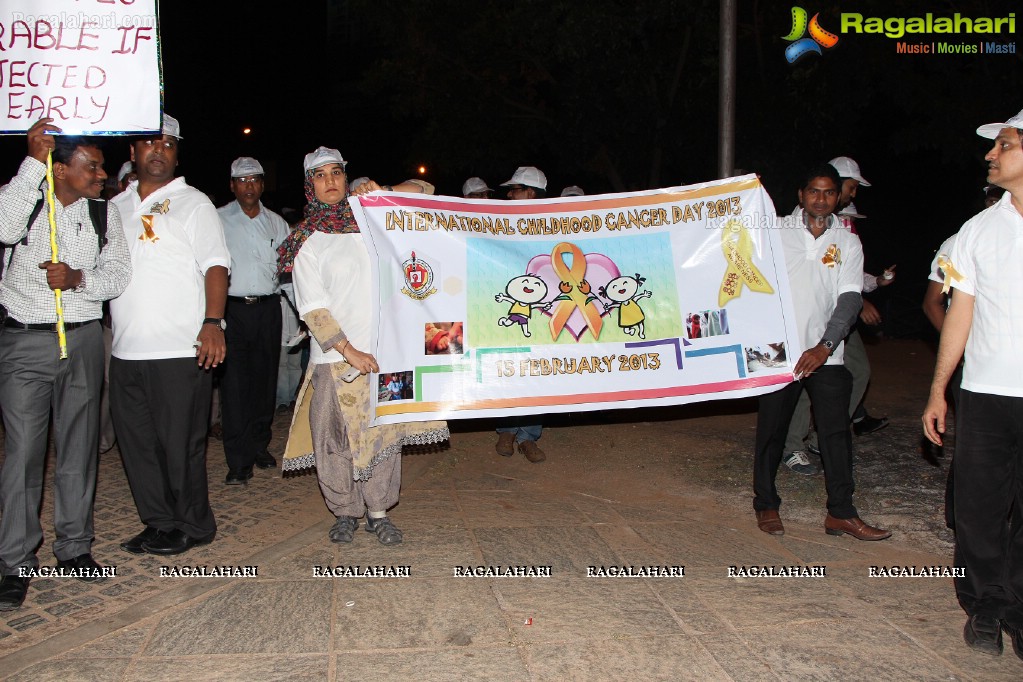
[496,274,549,337]
[599,273,652,339]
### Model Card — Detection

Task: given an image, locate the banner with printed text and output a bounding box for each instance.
[352,175,801,425]
[1,0,161,135]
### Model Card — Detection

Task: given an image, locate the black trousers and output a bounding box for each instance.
[110,357,216,538]
[221,297,281,471]
[953,389,1023,626]
[753,365,857,519]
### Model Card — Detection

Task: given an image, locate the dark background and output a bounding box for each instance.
[1,0,1019,337]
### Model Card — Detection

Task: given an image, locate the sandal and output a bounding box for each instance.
[328,515,358,543]
[365,516,403,545]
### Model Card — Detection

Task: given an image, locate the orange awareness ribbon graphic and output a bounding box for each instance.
[140,215,159,241]
[718,219,774,308]
[548,242,604,340]
[936,255,964,294]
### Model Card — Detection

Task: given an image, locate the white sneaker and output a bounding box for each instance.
[782,450,820,476]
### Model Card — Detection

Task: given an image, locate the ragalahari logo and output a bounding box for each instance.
[782,7,839,63]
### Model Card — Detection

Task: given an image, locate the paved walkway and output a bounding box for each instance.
[1,340,1021,680]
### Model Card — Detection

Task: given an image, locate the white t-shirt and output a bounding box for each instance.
[778,210,864,365]
[949,192,1023,396]
[110,178,231,360]
[218,201,290,296]
[293,231,372,365]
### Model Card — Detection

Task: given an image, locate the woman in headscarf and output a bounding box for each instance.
[278,146,448,545]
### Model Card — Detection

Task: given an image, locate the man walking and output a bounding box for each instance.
[753,164,889,541]
[923,107,1023,660]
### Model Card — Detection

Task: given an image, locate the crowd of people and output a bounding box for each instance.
[0,106,1021,666]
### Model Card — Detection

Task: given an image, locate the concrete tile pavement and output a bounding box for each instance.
[2,348,1023,679]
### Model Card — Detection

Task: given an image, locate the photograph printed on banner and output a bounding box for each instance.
[685,309,730,339]
[425,322,465,355]
[745,342,787,373]
[379,371,414,402]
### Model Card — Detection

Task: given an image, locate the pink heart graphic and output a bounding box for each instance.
[525,252,621,341]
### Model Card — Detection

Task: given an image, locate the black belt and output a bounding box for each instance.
[3,318,99,332]
[227,294,279,305]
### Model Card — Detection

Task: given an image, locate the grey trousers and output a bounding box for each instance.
[784,329,871,452]
[0,322,104,574]
[310,363,400,518]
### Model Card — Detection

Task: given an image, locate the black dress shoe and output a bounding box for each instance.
[121,526,161,554]
[1003,622,1023,661]
[225,468,253,485]
[255,452,277,469]
[55,553,107,582]
[964,614,1003,655]
[852,414,889,436]
[0,575,30,611]
[141,528,215,556]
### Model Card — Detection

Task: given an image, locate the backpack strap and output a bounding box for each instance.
[87,199,109,249]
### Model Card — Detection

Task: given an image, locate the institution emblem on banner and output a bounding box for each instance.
[401,251,437,301]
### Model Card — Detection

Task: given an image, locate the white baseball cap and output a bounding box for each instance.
[977,108,1023,138]
[828,156,870,186]
[501,166,547,190]
[560,185,584,197]
[117,161,134,182]
[230,157,264,177]
[462,177,492,196]
[161,114,182,139]
[838,202,866,219]
[303,146,347,172]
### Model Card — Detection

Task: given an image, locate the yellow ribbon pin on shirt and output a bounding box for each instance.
[718,219,774,307]
[936,254,964,294]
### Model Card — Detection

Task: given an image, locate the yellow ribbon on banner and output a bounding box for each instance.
[718,219,774,308]
[45,151,68,359]
[936,254,964,294]
[548,242,604,340]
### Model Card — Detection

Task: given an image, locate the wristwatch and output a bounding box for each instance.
[203,317,227,331]
[820,339,835,352]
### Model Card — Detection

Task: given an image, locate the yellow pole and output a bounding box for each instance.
[45,151,68,359]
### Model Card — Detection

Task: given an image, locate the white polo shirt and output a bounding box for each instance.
[778,210,864,365]
[293,231,372,365]
[218,201,290,296]
[110,177,231,360]
[949,192,1023,396]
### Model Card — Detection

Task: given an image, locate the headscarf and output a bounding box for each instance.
[276,170,361,275]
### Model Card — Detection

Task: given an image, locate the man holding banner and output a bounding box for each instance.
[494,166,550,464]
[0,118,132,610]
[752,164,890,541]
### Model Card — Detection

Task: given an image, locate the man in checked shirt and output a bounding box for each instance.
[0,118,132,611]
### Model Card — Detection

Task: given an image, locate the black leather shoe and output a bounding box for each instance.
[121,526,160,554]
[255,452,277,469]
[141,529,215,556]
[0,575,30,611]
[55,553,107,582]
[225,468,253,485]
[1003,622,1023,661]
[852,414,889,436]
[964,614,1003,655]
